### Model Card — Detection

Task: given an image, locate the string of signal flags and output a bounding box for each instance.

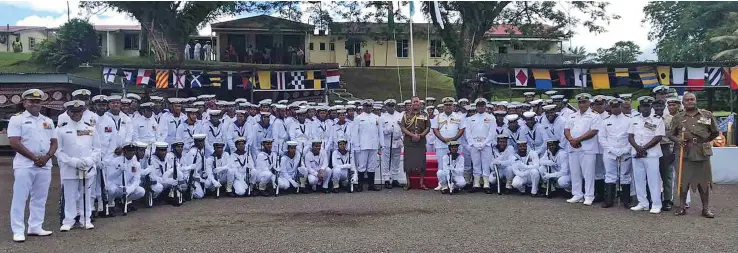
[99,64,341,91]
[494,60,738,93]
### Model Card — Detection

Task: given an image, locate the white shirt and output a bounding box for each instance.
[202,120,228,155]
[250,120,273,152]
[229,120,250,152]
[8,111,57,169]
[183,147,207,180]
[464,113,494,148]
[132,115,160,144]
[97,111,133,158]
[332,149,355,171]
[380,112,403,149]
[205,153,231,180]
[351,112,384,150]
[279,152,302,178]
[628,114,665,158]
[596,113,633,159]
[255,151,277,174]
[312,118,334,150]
[289,120,314,152]
[230,151,254,179]
[178,120,204,151]
[521,123,546,155]
[540,149,569,178]
[441,153,465,174]
[58,109,97,128]
[106,155,141,191]
[431,112,465,148]
[304,150,329,172]
[55,119,101,179]
[160,112,186,144]
[511,151,540,177]
[331,121,352,149]
[565,109,601,154]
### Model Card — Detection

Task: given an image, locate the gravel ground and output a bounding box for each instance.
[0,156,736,252]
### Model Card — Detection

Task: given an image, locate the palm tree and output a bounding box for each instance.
[566,46,592,63]
[711,30,738,60]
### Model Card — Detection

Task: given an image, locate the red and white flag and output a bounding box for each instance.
[514,68,528,86]
[686,67,705,91]
[136,69,153,85]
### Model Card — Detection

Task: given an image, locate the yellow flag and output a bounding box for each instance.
[591,68,610,90]
[656,66,670,85]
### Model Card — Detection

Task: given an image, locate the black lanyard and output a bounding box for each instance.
[114,117,121,131]
[265,154,273,166]
[527,126,537,141]
[234,122,246,137]
[172,116,182,130]
[299,124,306,135]
[209,124,220,138]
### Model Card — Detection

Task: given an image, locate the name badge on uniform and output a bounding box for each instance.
[24,121,32,124]
[644,122,656,131]
[418,116,427,120]
[77,129,92,136]
[483,118,491,123]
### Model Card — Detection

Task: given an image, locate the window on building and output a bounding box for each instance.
[396,39,408,58]
[28,37,36,51]
[429,39,442,58]
[124,34,139,50]
[329,42,335,51]
[97,34,103,47]
[498,46,508,54]
[347,40,361,55]
[309,42,314,50]
[319,42,326,51]
[512,42,524,51]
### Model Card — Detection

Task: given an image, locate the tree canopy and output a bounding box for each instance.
[592,41,641,63]
[31,18,100,72]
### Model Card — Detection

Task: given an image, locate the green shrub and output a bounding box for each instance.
[31,18,100,72]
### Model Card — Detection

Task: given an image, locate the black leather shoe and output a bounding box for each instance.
[384,181,392,189]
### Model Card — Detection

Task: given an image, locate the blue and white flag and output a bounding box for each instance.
[718,113,734,132]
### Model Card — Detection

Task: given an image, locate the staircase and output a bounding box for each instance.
[329,82,361,102]
[407,152,439,189]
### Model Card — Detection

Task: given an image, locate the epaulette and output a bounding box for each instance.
[654,114,662,118]
[59,122,68,127]
[13,112,21,116]
[84,122,92,126]
[604,115,611,119]
[623,114,632,118]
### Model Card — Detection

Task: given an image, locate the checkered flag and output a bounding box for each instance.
[290,71,305,89]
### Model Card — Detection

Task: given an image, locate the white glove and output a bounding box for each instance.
[542,173,552,180]
[70,158,82,168]
[212,180,222,188]
[83,157,95,168]
[491,159,501,165]
[351,175,358,184]
[540,160,555,166]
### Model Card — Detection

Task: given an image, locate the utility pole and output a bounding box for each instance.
[67,1,70,22]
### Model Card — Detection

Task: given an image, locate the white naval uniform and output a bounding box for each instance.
[105,156,145,206]
[522,123,547,156]
[565,109,601,202]
[331,149,358,188]
[540,115,567,150]
[202,121,229,157]
[57,109,98,128]
[229,151,253,196]
[504,126,526,151]
[489,146,516,188]
[312,118,334,152]
[460,115,474,173]
[178,120,204,151]
[250,121,273,161]
[331,121,352,152]
[132,114,160,145]
[160,112,186,144]
[182,148,206,199]
[464,112,494,177]
[539,150,571,189]
[299,150,332,188]
[511,151,541,194]
[437,153,467,189]
[628,114,665,211]
[253,151,277,190]
[194,42,202,60]
[594,111,609,181]
[228,120,250,153]
[55,118,101,228]
[597,113,633,185]
[272,117,290,153]
[9,111,56,235]
[278,153,301,190]
[351,112,384,173]
[97,111,133,160]
[164,153,187,193]
[288,120,314,154]
[431,112,465,166]
[142,154,169,198]
[380,112,403,182]
[204,153,230,190]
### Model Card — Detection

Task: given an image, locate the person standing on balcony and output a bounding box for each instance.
[289,46,296,65]
[203,41,212,61]
[185,42,191,60]
[297,47,305,65]
[364,50,371,67]
[400,96,430,190]
[246,45,254,63]
[194,40,202,61]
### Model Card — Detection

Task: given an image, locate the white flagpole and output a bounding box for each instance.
[409,1,417,96]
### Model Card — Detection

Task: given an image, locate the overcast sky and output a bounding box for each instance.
[0,0,656,61]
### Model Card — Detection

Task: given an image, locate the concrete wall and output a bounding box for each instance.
[306,35,453,67]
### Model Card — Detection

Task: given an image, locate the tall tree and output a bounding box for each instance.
[567,46,593,63]
[592,41,642,63]
[643,1,738,61]
[710,12,738,60]
[422,1,617,98]
[80,1,290,64]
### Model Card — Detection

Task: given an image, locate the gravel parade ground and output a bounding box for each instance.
[0,157,736,252]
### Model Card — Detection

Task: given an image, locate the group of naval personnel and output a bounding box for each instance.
[8,85,719,242]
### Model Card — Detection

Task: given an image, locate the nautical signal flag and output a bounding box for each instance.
[531,69,552,90]
[256,71,272,90]
[727,66,738,90]
[190,70,204,88]
[613,68,630,86]
[637,66,659,88]
[155,70,169,89]
[556,69,568,87]
[172,69,186,89]
[686,67,705,91]
[591,68,610,90]
[707,67,722,86]
[136,69,153,86]
[656,66,670,85]
[672,67,686,95]
[514,68,529,86]
[573,68,587,87]
[326,70,340,88]
[207,71,221,87]
[103,67,117,83]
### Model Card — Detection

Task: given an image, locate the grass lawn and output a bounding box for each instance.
[340,67,455,100]
[0,52,31,67]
